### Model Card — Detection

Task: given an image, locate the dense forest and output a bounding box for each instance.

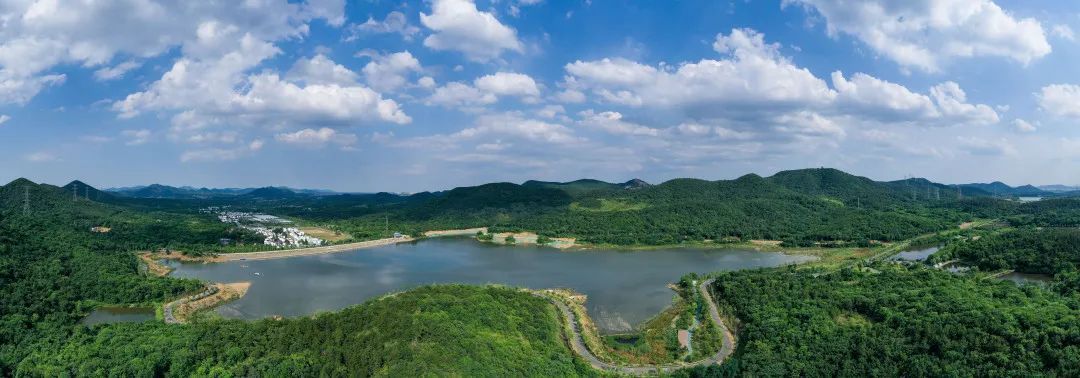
[16,286,591,377]
[694,266,1080,376]
[936,227,1080,297]
[312,169,986,246]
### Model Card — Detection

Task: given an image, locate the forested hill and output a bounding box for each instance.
[298,168,999,245]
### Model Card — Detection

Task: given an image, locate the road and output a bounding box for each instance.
[541,278,735,375]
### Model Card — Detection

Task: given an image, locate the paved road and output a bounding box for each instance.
[542,278,735,375]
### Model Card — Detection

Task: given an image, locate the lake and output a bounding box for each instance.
[998,272,1052,286]
[81,306,156,326]
[169,237,813,332]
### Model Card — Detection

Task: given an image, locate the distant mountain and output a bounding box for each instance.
[240,187,301,200]
[61,180,115,202]
[1039,185,1080,193]
[622,179,651,190]
[960,182,1048,197]
[107,184,252,199]
[107,184,351,199]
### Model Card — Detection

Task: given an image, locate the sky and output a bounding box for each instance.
[2,0,1080,192]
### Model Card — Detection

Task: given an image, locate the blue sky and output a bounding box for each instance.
[2,0,1080,192]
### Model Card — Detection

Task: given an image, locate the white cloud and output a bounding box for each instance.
[566,29,836,112]
[0,0,343,105]
[1012,118,1036,132]
[427,82,498,107]
[536,105,565,118]
[1038,84,1080,118]
[449,113,581,145]
[180,139,264,162]
[121,129,151,145]
[347,11,421,41]
[286,54,360,86]
[93,61,141,81]
[578,110,660,136]
[420,0,523,62]
[564,29,998,136]
[474,72,540,97]
[361,51,422,92]
[80,135,113,144]
[427,72,541,108]
[957,136,1017,156]
[113,33,410,131]
[784,0,1051,72]
[0,115,9,126]
[275,127,358,148]
[1052,25,1075,41]
[417,76,437,89]
[554,89,587,103]
[24,152,59,162]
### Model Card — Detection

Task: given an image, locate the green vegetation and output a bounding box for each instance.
[691,265,1080,376]
[17,286,592,377]
[6,169,1080,376]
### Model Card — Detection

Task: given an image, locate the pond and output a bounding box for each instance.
[997,272,1052,286]
[81,306,156,326]
[169,237,813,333]
[890,246,940,262]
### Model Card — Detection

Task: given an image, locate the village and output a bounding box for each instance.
[203,207,324,248]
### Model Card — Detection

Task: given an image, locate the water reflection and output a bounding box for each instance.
[170,237,814,332]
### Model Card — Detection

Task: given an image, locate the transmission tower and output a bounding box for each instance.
[85,186,89,201]
[23,186,29,216]
[72,183,78,202]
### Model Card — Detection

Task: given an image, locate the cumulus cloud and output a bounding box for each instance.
[784,0,1051,72]
[0,0,343,105]
[286,54,360,86]
[427,72,541,108]
[347,11,421,41]
[1037,84,1080,118]
[0,115,9,126]
[361,51,422,92]
[566,29,836,113]
[420,0,523,62]
[113,32,410,134]
[564,29,998,137]
[474,72,540,97]
[275,127,359,148]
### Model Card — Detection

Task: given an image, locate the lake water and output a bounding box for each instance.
[81,307,156,326]
[998,272,1052,286]
[169,237,813,332]
[890,246,940,261]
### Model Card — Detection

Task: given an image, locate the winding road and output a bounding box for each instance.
[542,279,735,375]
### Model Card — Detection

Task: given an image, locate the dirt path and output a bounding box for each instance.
[163,282,250,324]
[539,278,735,375]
